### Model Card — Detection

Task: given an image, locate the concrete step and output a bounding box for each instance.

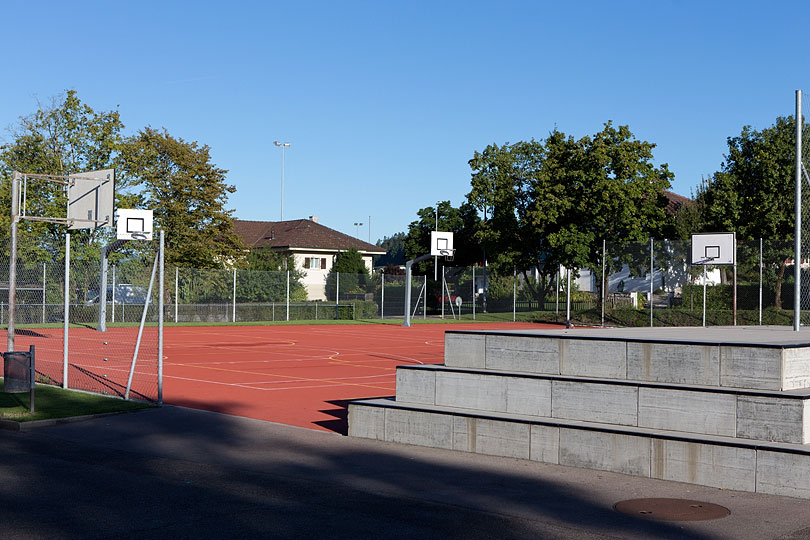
[348,397,810,500]
[445,327,810,391]
[396,364,810,444]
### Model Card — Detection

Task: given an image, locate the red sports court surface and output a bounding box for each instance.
[164,322,554,433]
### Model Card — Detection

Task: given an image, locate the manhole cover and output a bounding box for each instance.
[614,498,730,521]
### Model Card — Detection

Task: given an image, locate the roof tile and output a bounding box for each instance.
[233,219,385,254]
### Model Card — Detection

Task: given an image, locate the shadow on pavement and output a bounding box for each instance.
[0,404,739,540]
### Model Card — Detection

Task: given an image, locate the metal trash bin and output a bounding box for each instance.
[3,345,35,412]
[4,351,31,393]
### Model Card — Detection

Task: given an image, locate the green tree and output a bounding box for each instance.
[236,245,306,302]
[325,248,370,300]
[374,232,406,267]
[0,90,124,262]
[467,123,674,303]
[404,201,481,274]
[118,127,245,268]
[672,185,707,242]
[701,117,805,307]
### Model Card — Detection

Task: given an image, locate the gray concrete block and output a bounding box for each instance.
[559,428,650,477]
[638,388,736,437]
[347,404,385,440]
[650,439,756,492]
[783,348,810,390]
[627,342,719,385]
[505,377,552,417]
[736,396,807,444]
[435,372,506,412]
[396,369,436,405]
[719,346,781,390]
[385,409,453,449]
[485,335,560,374]
[529,425,560,464]
[560,339,626,379]
[756,450,810,499]
[444,333,485,368]
[552,381,638,426]
[452,417,530,459]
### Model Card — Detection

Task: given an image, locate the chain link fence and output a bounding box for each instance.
[2,231,805,405]
[0,236,161,402]
[379,237,801,327]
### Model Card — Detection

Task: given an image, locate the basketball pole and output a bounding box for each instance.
[403,253,433,327]
[8,172,20,353]
[703,262,706,328]
[98,239,127,332]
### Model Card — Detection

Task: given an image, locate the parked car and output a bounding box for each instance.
[85,284,148,305]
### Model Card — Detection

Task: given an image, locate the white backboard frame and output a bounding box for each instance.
[691,232,735,265]
[68,169,115,229]
[430,231,454,256]
[117,209,153,240]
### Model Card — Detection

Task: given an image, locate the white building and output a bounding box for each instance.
[233,217,385,300]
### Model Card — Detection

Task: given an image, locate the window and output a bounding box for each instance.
[306,257,326,270]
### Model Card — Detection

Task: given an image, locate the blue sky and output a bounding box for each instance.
[2,1,809,244]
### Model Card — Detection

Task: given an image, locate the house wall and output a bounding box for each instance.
[292,251,375,301]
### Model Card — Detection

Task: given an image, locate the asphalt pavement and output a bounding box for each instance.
[2,406,810,539]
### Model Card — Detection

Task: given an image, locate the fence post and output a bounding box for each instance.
[286,271,290,321]
[335,272,340,319]
[601,239,606,328]
[158,230,165,405]
[381,271,385,319]
[650,237,654,328]
[175,266,179,323]
[63,233,70,389]
[42,262,46,324]
[556,268,560,322]
[472,265,476,321]
[565,267,571,328]
[441,268,445,320]
[423,274,427,319]
[111,264,116,323]
[513,267,516,322]
[232,268,237,323]
[759,238,763,325]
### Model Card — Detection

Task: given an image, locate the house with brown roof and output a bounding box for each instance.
[233,217,386,300]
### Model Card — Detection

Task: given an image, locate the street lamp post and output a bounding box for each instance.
[354,222,364,238]
[274,141,290,220]
[434,203,440,280]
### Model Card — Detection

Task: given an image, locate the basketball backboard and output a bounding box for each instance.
[691,232,735,265]
[117,209,153,240]
[68,169,115,229]
[430,231,454,256]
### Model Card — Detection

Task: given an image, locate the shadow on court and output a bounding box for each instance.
[1,406,805,539]
[315,398,391,435]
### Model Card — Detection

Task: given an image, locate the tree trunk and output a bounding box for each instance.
[774,259,787,309]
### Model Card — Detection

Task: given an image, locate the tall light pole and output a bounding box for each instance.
[354,222,363,238]
[434,202,440,280]
[274,141,290,220]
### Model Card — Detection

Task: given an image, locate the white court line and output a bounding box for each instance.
[164,373,394,392]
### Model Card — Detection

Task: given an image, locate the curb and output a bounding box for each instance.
[0,410,131,432]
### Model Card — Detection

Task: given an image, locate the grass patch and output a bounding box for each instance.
[0,383,154,422]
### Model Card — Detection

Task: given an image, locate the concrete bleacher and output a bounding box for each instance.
[348,326,810,499]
